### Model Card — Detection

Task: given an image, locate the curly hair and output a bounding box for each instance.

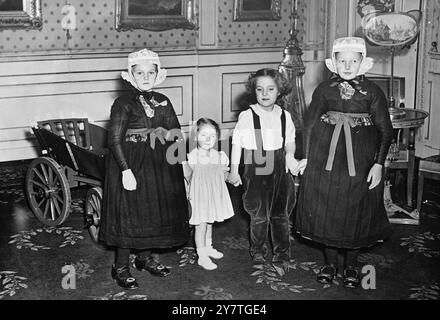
[245,68,291,105]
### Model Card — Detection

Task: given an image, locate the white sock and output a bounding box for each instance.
[206,236,224,259]
[197,247,217,270]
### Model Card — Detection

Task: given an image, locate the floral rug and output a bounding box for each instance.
[0,161,439,300]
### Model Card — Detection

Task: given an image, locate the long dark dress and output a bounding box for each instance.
[295,78,393,249]
[100,90,190,249]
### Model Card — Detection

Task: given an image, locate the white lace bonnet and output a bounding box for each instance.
[121,48,167,91]
[325,37,374,76]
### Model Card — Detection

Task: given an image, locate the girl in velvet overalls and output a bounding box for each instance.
[229,68,298,268]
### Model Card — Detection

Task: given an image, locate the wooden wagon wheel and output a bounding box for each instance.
[85,187,102,244]
[25,157,71,226]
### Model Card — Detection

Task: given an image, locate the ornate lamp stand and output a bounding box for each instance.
[278,0,306,157]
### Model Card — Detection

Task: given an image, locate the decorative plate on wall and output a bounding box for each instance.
[361,10,422,47]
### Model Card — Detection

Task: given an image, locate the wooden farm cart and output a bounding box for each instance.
[25,118,107,243]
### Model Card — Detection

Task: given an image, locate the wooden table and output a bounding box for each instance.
[386,108,429,224]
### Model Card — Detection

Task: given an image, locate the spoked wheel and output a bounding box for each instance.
[85,187,102,244]
[25,157,71,226]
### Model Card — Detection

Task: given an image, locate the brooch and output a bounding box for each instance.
[338,82,355,100]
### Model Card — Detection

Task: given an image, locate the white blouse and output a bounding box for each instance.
[232,104,296,151]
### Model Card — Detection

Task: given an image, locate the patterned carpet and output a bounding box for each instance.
[0,160,439,301]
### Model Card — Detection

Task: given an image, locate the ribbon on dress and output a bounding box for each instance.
[324,111,370,177]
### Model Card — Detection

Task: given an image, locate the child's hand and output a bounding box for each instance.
[285,154,299,175]
[228,172,242,187]
[297,159,308,175]
[221,165,230,181]
[367,163,382,189]
[122,169,137,191]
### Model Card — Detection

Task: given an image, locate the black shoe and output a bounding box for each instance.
[317,264,337,284]
[134,256,171,277]
[252,253,266,264]
[111,265,139,290]
[343,266,360,288]
[272,253,290,264]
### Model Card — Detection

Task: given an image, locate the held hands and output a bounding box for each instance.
[122,169,137,191]
[285,154,299,176]
[184,177,192,201]
[297,159,308,175]
[222,165,230,181]
[367,163,383,190]
[285,155,308,176]
[228,171,242,187]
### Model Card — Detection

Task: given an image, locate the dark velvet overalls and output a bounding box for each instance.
[241,108,296,262]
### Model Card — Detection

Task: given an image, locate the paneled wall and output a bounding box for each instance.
[0,0,327,162]
[416,0,440,157]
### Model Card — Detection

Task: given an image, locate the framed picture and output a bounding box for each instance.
[0,0,42,29]
[369,76,405,107]
[115,0,197,32]
[233,0,281,21]
[357,0,395,18]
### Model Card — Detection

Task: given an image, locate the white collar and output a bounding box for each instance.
[250,104,282,116]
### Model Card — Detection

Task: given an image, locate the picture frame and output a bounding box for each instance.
[115,0,197,32]
[356,0,395,18]
[0,0,42,30]
[233,0,281,22]
[369,75,405,107]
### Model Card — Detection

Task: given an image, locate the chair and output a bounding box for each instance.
[37,118,91,150]
[417,155,440,213]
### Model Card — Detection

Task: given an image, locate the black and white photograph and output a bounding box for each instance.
[0,0,439,310]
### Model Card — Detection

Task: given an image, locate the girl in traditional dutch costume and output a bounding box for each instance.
[295,37,394,288]
[100,49,189,289]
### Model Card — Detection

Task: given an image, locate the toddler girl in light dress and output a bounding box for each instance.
[183,118,235,270]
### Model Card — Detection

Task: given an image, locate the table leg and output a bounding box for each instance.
[407,128,416,207]
[417,172,424,213]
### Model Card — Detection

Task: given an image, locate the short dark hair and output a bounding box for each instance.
[245,68,291,104]
[196,118,220,139]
